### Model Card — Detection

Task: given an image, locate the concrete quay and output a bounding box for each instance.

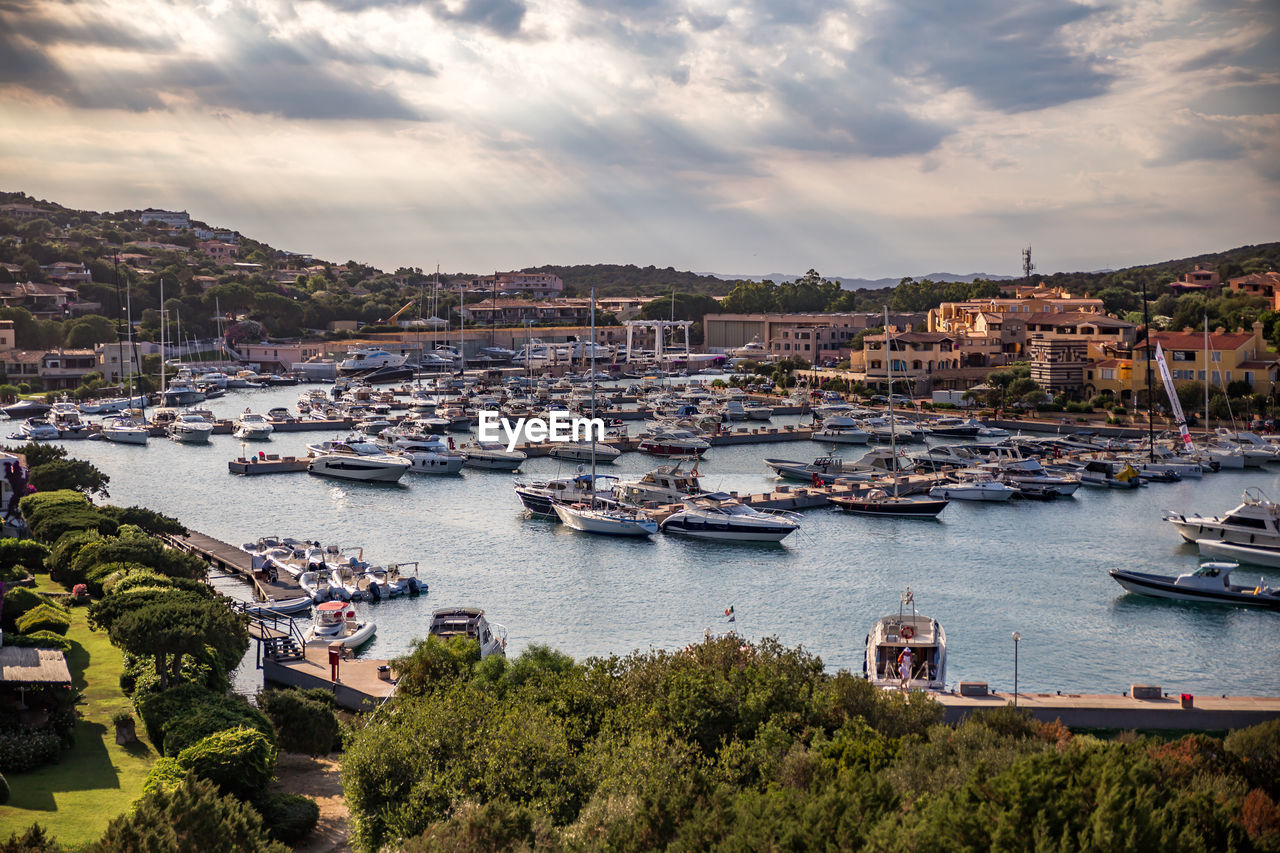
[934,690,1280,731]
[263,643,395,711]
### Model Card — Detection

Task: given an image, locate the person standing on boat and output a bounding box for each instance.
[897,646,913,690]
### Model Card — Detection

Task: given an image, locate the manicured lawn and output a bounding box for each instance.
[0,580,156,847]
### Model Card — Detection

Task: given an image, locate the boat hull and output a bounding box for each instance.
[308,458,410,482]
[102,428,149,445]
[660,515,794,542]
[1109,569,1280,608]
[552,502,657,535]
[831,496,948,518]
[928,485,1015,502]
[1196,538,1280,568]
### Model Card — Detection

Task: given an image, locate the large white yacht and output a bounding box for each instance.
[1164,488,1280,549]
[101,415,149,445]
[338,347,408,375]
[306,439,412,482]
[614,460,704,506]
[659,493,799,542]
[233,411,274,441]
[168,412,215,444]
[864,589,947,691]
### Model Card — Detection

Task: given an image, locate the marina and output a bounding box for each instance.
[19,380,1280,700]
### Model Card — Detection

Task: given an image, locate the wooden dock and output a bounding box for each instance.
[166,530,306,602]
[933,691,1280,731]
[263,643,396,711]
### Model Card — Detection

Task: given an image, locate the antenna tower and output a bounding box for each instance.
[1022,245,1035,280]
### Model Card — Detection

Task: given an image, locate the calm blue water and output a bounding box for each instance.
[35,385,1280,697]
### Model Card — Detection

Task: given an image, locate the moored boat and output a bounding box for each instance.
[304,600,377,646]
[1109,563,1280,609]
[429,607,507,658]
[864,588,947,690]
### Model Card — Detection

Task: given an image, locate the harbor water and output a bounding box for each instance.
[37,384,1280,697]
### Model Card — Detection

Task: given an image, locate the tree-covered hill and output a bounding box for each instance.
[520,263,735,297]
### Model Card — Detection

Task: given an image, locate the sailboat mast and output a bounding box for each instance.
[885,306,898,499]
[1204,313,1210,436]
[159,278,166,397]
[1142,280,1154,461]
[589,287,597,506]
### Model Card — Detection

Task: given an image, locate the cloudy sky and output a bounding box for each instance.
[1,0,1277,278]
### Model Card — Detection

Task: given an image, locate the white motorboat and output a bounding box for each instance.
[100,416,149,445]
[980,457,1081,496]
[548,441,621,464]
[381,436,466,474]
[659,493,799,542]
[80,395,147,414]
[910,444,983,472]
[429,607,507,658]
[743,403,773,421]
[245,595,313,616]
[1195,538,1280,569]
[298,569,333,603]
[233,411,274,441]
[813,416,870,445]
[515,473,619,517]
[637,427,710,457]
[928,469,1019,502]
[161,378,205,407]
[306,439,412,482]
[19,417,61,440]
[553,501,659,536]
[49,402,88,434]
[304,600,376,647]
[459,442,526,471]
[614,460,704,506]
[338,347,408,375]
[168,412,214,444]
[1110,563,1280,609]
[864,588,947,690]
[1164,488,1280,549]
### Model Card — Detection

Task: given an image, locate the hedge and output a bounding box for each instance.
[257,688,340,755]
[0,729,61,772]
[47,529,101,583]
[1,587,59,628]
[138,685,274,756]
[2,630,73,653]
[176,727,277,802]
[16,603,71,636]
[162,699,276,757]
[257,792,319,845]
[0,538,48,574]
[142,756,187,797]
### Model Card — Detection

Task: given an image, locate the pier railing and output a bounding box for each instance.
[233,601,307,666]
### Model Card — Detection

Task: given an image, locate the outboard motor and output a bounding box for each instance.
[407,577,422,596]
[366,581,381,602]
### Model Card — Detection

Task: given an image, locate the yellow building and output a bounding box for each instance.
[1085,322,1278,401]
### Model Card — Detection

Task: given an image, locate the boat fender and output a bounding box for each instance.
[900,626,915,640]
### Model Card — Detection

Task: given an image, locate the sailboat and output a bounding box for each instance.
[101,274,149,446]
[552,289,658,537]
[830,308,948,518]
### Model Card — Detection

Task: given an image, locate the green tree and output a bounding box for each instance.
[61,314,117,348]
[108,598,247,690]
[720,280,778,313]
[28,459,110,498]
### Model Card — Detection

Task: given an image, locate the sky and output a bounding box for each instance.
[1,0,1278,279]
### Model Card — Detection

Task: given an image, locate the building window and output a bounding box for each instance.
[1212,351,1221,362]
[1102,369,1114,380]
[1198,370,1205,381]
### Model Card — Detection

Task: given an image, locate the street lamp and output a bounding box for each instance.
[1012,631,1021,708]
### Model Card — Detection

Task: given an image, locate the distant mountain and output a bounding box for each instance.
[709,272,1017,290]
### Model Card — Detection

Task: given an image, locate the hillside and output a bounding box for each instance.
[519,264,735,297]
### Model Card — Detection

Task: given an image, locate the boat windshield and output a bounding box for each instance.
[1192,565,1222,577]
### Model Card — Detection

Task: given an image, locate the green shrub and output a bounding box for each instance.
[2,630,72,653]
[142,756,186,797]
[70,534,206,591]
[0,539,48,574]
[137,685,272,756]
[20,489,116,545]
[256,792,319,845]
[176,727,277,802]
[93,775,288,853]
[257,688,339,755]
[162,697,274,756]
[1,587,58,629]
[0,822,60,853]
[16,603,71,636]
[0,729,61,772]
[98,505,187,537]
[1226,717,1280,797]
[1110,405,1128,415]
[46,529,101,583]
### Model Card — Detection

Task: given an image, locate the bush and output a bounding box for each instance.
[257,688,339,755]
[137,685,272,755]
[96,505,186,537]
[142,756,186,797]
[256,792,319,845]
[28,459,110,498]
[1110,405,1128,415]
[1,587,58,629]
[1226,718,1280,797]
[46,529,101,583]
[20,490,113,545]
[0,823,59,852]
[176,727,277,802]
[162,697,275,756]
[2,630,72,653]
[0,729,61,772]
[16,603,71,636]
[0,539,48,575]
[92,775,288,853]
